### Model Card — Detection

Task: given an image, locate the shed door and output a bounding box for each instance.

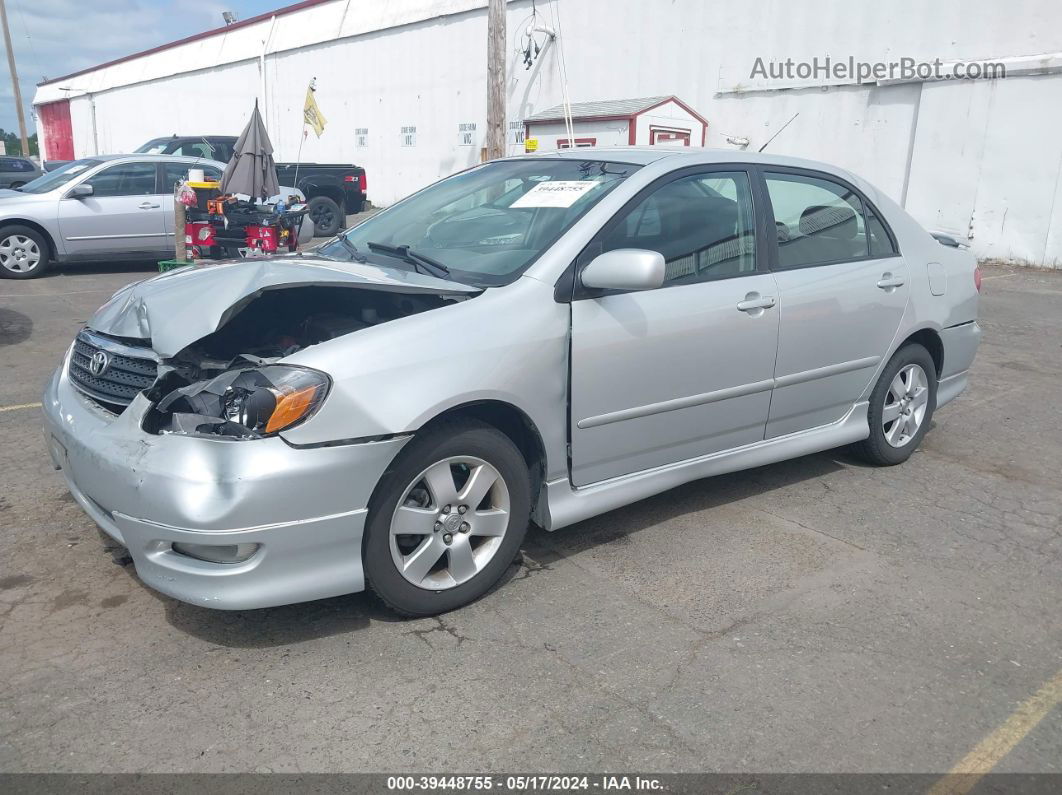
[650,127,691,147]
[37,100,74,161]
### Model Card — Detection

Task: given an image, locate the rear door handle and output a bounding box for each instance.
[138,202,161,210]
[877,273,905,290]
[736,293,777,313]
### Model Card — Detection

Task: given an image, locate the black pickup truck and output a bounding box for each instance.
[135,135,368,236]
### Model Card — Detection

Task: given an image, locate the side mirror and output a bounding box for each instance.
[581,248,665,292]
[67,184,93,199]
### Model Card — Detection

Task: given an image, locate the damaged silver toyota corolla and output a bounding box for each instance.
[43,148,981,615]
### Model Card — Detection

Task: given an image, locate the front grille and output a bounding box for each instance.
[69,330,158,412]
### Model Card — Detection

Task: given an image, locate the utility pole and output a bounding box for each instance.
[0,0,30,156]
[485,0,505,160]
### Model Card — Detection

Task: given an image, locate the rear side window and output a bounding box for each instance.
[765,172,895,268]
[162,163,222,189]
[600,170,758,284]
[2,158,34,172]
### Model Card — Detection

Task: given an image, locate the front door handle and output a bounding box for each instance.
[736,293,777,313]
[138,202,161,210]
[877,273,905,290]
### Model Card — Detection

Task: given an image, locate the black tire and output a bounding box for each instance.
[855,343,937,466]
[0,225,51,279]
[363,419,531,617]
[10,182,25,189]
[307,195,343,237]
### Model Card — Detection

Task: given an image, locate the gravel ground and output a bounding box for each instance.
[0,258,1059,774]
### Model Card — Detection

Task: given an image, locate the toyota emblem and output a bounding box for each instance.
[88,350,110,377]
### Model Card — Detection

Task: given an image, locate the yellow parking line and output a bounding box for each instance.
[0,401,41,413]
[928,669,1062,795]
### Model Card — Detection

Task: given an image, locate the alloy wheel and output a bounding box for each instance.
[0,235,41,274]
[882,363,930,448]
[389,456,511,590]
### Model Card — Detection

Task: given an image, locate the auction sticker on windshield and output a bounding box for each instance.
[511,180,598,208]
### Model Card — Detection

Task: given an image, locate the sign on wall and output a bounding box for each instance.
[401,125,417,147]
[458,122,477,146]
[355,127,369,148]
[509,121,525,145]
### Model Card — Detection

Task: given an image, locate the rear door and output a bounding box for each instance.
[569,167,779,486]
[57,161,168,257]
[761,168,908,437]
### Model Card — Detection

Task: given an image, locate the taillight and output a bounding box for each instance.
[974,266,982,292]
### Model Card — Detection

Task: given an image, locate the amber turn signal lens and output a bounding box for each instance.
[265,384,323,433]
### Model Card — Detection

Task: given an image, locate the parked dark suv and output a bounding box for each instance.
[0,156,43,189]
[135,135,367,235]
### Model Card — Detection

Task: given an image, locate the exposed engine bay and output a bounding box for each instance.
[142,285,467,439]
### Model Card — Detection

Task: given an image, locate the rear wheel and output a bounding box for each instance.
[10,181,25,189]
[0,225,51,279]
[307,195,343,237]
[363,420,530,616]
[855,343,937,466]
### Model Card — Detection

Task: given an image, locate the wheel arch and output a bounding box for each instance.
[416,400,550,528]
[0,218,57,260]
[897,326,944,377]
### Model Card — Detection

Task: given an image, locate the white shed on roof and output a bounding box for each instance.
[523,96,708,151]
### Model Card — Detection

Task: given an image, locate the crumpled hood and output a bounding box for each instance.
[88,255,478,358]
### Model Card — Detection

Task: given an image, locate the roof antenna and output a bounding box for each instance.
[758,112,799,153]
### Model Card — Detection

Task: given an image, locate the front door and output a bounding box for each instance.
[761,169,910,437]
[569,168,779,486]
[57,161,168,258]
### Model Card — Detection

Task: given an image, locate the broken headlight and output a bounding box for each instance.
[155,365,330,439]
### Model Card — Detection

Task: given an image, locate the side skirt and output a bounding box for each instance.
[543,402,869,531]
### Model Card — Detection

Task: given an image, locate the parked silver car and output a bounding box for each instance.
[0,154,307,278]
[42,148,981,616]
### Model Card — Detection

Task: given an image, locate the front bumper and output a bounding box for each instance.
[42,354,408,610]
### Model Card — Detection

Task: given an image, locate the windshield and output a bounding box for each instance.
[135,139,170,154]
[18,160,102,194]
[317,158,640,287]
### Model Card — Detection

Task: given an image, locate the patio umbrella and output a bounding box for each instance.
[220,101,280,200]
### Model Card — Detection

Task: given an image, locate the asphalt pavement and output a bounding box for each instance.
[0,257,1059,775]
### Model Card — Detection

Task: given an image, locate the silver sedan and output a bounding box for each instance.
[42,148,981,616]
[0,154,306,278]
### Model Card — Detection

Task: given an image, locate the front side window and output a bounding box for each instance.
[321,158,640,287]
[85,163,158,197]
[597,170,757,284]
[765,172,895,267]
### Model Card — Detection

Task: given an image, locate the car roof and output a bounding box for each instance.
[512,145,856,174]
[74,153,226,167]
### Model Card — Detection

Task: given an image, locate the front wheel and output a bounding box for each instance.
[0,225,51,279]
[363,420,531,616]
[855,343,937,466]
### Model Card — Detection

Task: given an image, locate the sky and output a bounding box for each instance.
[0,0,279,135]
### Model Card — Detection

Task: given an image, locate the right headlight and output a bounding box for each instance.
[155,365,330,439]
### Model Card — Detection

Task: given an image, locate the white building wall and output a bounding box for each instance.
[34,0,1062,265]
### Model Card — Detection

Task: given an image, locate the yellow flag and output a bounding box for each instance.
[303,86,327,137]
